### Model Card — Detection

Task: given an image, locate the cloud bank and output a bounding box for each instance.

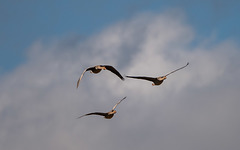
[1,12,240,150]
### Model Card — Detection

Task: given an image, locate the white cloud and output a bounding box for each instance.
[0,12,240,150]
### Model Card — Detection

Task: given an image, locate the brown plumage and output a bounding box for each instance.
[77,97,126,119]
[76,65,124,88]
[126,62,189,86]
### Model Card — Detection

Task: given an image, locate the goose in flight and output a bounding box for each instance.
[77,97,127,119]
[126,62,189,86]
[77,65,124,88]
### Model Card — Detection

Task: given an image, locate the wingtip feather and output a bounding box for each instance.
[76,78,80,88]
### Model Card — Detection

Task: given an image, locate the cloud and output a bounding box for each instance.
[0,12,240,150]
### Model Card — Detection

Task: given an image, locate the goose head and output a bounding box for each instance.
[109,110,117,115]
[158,76,167,81]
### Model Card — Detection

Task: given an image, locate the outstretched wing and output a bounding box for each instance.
[76,69,87,88]
[112,96,127,110]
[76,67,95,88]
[77,112,107,119]
[103,65,125,80]
[126,75,157,82]
[164,62,189,77]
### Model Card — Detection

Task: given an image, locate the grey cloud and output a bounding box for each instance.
[0,12,240,150]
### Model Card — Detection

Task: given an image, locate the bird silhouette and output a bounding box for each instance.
[77,97,127,119]
[77,65,124,88]
[126,62,189,86]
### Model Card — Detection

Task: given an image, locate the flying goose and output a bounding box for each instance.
[126,62,189,86]
[77,96,127,119]
[77,65,124,88]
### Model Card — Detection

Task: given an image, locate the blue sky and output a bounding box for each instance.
[1,0,240,74]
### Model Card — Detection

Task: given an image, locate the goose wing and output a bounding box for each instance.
[103,65,125,80]
[76,66,95,88]
[164,62,189,77]
[77,112,108,119]
[76,69,87,88]
[112,96,127,110]
[126,75,157,82]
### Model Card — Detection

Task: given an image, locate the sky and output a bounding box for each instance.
[0,0,240,150]
[1,0,240,74]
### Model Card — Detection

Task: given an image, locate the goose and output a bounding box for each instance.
[77,65,124,88]
[126,62,189,86]
[77,97,126,119]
